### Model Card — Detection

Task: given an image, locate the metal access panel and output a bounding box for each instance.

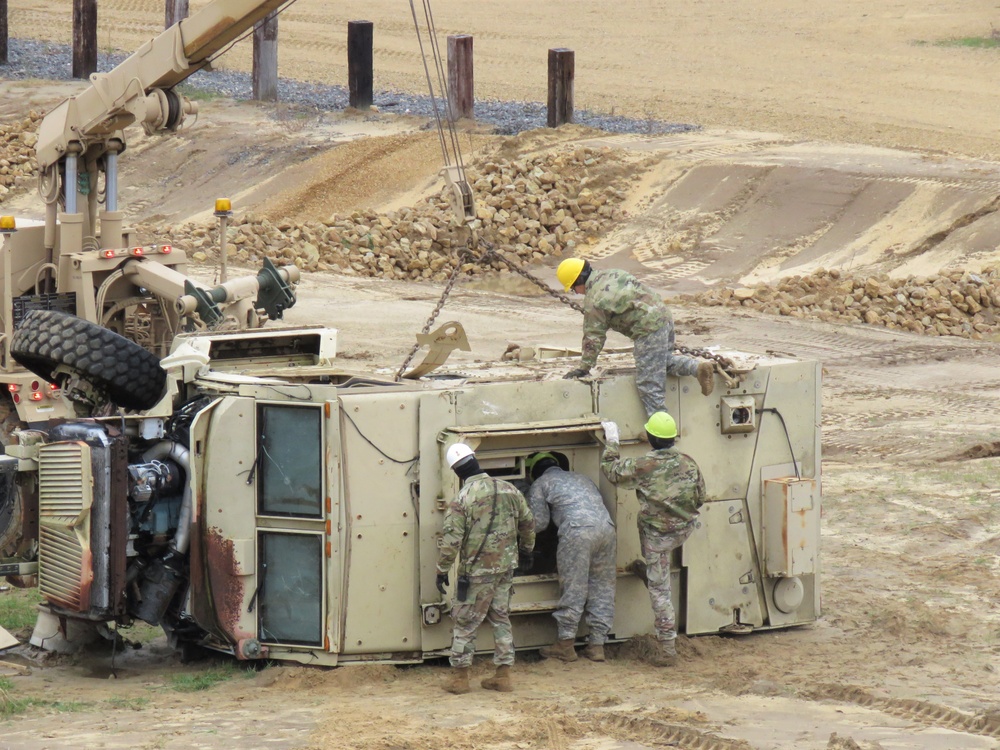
[762,477,819,577]
[682,500,765,634]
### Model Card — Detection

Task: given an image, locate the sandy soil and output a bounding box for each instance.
[4,2,1000,749]
[8,0,1000,160]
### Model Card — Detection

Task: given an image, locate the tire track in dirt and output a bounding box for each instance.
[803,685,1000,741]
[588,712,756,750]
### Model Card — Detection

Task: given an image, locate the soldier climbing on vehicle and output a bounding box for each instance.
[525,451,616,663]
[599,412,706,667]
[556,259,716,416]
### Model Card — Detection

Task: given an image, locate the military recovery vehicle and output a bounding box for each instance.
[0,0,301,561]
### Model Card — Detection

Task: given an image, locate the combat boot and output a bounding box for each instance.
[539,638,579,662]
[697,361,716,397]
[443,666,471,694]
[481,664,513,692]
[582,643,606,662]
[648,639,677,668]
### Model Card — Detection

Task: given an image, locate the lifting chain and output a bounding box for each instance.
[473,237,585,314]
[677,345,739,379]
[395,232,741,380]
[393,245,475,380]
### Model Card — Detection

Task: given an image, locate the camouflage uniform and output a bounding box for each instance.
[437,472,535,667]
[527,467,617,644]
[578,268,700,417]
[601,443,705,643]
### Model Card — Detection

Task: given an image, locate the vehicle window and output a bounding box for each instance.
[258,404,322,518]
[258,532,323,646]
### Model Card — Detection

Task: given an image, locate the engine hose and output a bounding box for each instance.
[142,441,192,554]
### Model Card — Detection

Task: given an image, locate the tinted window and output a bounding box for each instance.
[258,405,322,517]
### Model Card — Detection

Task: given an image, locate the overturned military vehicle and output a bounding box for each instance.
[0,311,820,665]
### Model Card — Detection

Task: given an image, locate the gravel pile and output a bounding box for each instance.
[689,268,1000,340]
[135,146,633,281]
[0,38,696,137]
[0,110,40,200]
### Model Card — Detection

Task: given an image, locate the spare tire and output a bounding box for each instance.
[11,309,167,411]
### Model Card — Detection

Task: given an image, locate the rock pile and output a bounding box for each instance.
[690,267,1000,339]
[136,146,632,281]
[0,111,41,202]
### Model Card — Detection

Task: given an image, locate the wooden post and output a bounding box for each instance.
[447,35,474,121]
[0,0,8,65]
[72,0,97,79]
[252,11,279,102]
[164,0,189,28]
[347,20,373,110]
[547,48,575,128]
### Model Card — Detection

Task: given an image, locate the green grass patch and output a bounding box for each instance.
[169,663,245,692]
[0,676,37,719]
[0,588,39,634]
[176,84,225,102]
[106,695,150,711]
[936,35,1000,49]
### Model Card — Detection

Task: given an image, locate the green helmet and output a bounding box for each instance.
[525,451,558,476]
[644,411,677,439]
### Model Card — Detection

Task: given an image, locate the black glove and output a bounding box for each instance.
[563,367,590,380]
[517,550,534,573]
[435,572,449,595]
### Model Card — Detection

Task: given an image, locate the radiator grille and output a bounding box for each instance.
[38,443,93,611]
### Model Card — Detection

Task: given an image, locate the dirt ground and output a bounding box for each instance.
[4,2,1000,749]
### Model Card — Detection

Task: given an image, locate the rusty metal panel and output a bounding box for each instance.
[762,477,819,578]
[37,442,93,612]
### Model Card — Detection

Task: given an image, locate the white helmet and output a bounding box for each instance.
[446,443,475,468]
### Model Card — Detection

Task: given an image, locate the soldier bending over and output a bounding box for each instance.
[525,452,616,663]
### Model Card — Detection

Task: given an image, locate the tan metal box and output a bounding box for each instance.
[762,477,818,578]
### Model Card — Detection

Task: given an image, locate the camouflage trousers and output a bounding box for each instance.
[554,522,617,644]
[639,521,695,642]
[634,324,700,417]
[448,570,514,668]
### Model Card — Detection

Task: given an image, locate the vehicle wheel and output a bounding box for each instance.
[11,309,167,411]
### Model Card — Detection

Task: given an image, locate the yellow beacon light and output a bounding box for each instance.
[0,216,16,232]
[214,198,232,215]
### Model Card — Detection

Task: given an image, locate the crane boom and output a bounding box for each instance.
[35,0,289,171]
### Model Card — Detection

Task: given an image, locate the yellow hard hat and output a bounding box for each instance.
[557,258,586,292]
[644,411,677,439]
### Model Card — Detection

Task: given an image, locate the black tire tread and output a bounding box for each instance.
[11,310,167,411]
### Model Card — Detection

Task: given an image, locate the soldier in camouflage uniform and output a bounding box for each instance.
[556,259,715,416]
[525,452,617,663]
[599,412,705,667]
[436,443,535,694]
